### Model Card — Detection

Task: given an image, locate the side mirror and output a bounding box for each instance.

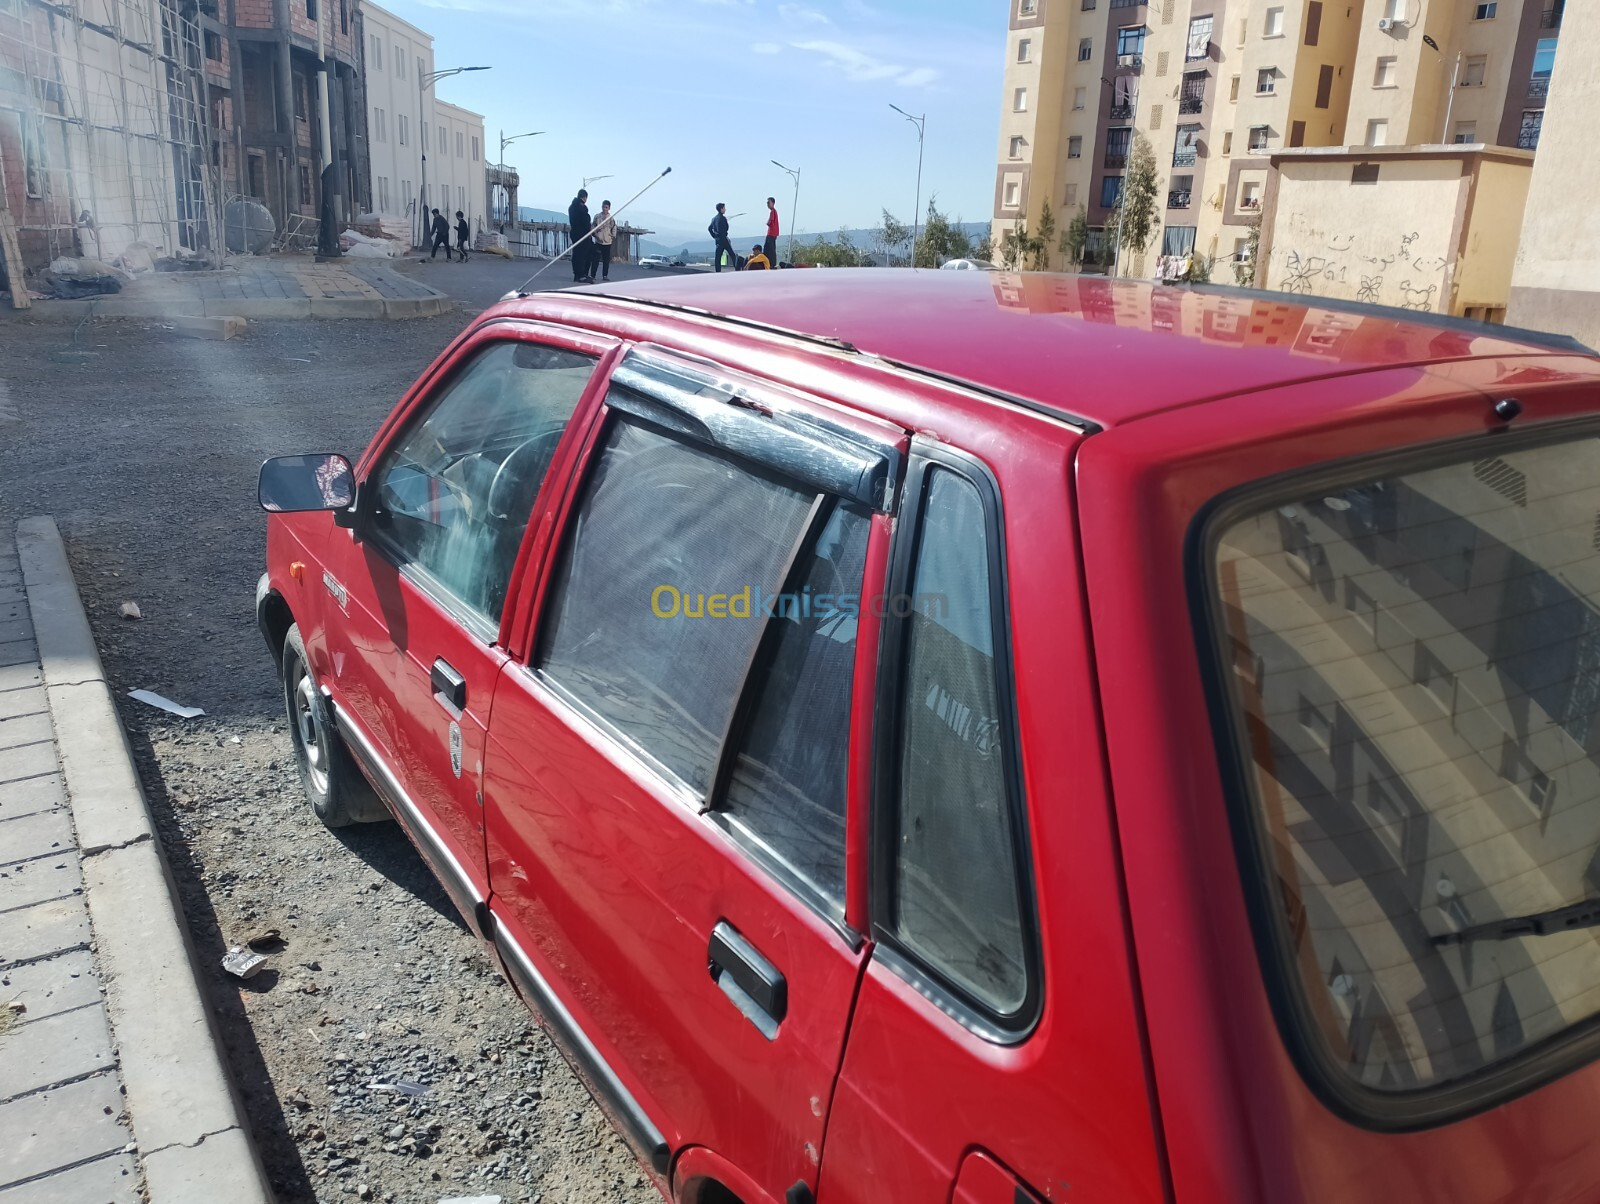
[259,454,356,513]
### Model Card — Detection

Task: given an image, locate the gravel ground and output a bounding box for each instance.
[0,298,659,1204]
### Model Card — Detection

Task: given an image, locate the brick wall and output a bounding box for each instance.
[234,0,274,31]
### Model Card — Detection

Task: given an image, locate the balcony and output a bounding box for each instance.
[1116,53,1144,71]
[1168,190,1192,209]
[1179,94,1204,113]
[1109,101,1136,119]
[1528,76,1550,98]
[1172,148,1197,166]
[1104,151,1129,168]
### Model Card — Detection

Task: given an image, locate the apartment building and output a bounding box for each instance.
[362,3,484,243]
[992,0,1562,275]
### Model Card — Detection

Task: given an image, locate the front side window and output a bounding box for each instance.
[372,342,597,625]
[1187,13,1213,59]
[1101,174,1124,208]
[1206,434,1600,1109]
[885,464,1030,1021]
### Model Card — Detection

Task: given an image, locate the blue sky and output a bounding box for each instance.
[395,0,1001,239]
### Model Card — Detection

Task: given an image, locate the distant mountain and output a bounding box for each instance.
[517,205,705,242]
[518,206,570,224]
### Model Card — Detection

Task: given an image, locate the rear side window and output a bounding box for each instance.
[1208,434,1600,1112]
[372,341,597,625]
[883,463,1032,1022]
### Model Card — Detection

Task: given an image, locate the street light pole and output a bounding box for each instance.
[889,104,925,265]
[417,65,489,248]
[497,130,543,226]
[313,0,338,257]
[771,160,800,265]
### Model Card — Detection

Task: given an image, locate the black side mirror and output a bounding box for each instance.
[259,454,356,513]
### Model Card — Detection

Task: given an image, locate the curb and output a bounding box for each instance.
[5,293,452,322]
[15,517,276,1204]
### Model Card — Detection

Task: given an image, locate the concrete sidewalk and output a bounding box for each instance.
[11,254,452,323]
[0,522,273,1204]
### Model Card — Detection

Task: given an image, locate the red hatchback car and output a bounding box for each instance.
[258,270,1600,1203]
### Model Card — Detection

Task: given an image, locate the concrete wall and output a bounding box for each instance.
[1455,151,1530,312]
[1508,0,1599,345]
[362,2,432,223]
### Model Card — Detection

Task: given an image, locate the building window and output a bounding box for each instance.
[1179,71,1206,113]
[1084,0,1097,8]
[373,107,386,142]
[1453,121,1477,142]
[340,0,347,33]
[1106,126,1133,168]
[471,136,480,161]
[1173,123,1200,166]
[1004,181,1020,208]
[458,185,465,210]
[439,124,447,151]
[1234,235,1252,264]
[1290,119,1306,146]
[398,113,408,146]
[1518,108,1543,149]
[1352,162,1380,184]
[1474,1,1497,16]
[1375,55,1397,86]
[1066,183,1079,205]
[1461,54,1487,86]
[1248,125,1270,152]
[1305,0,1322,44]
[1500,738,1556,816]
[402,179,411,205]
[1168,176,1194,210]
[1162,225,1197,255]
[1017,37,1032,62]
[1117,26,1146,57]
[1530,36,1557,95]
[377,176,389,211]
[1079,37,1094,61]
[1241,180,1262,208]
[1367,118,1389,145]
[204,30,221,61]
[1187,14,1213,59]
[299,163,313,206]
[1009,135,1026,159]
[1014,87,1029,112]
[1072,86,1087,109]
[1257,67,1277,94]
[1222,130,1234,154]
[456,131,464,157]
[1100,175,1124,208]
[1264,6,1284,36]
[1315,63,1333,107]
[370,35,382,70]
[1229,73,1240,101]
[1068,135,1083,158]
[1020,0,1036,12]
[305,0,317,20]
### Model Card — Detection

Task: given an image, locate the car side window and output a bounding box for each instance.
[371,341,598,626]
[887,464,1030,1018]
[536,408,819,796]
[719,502,872,915]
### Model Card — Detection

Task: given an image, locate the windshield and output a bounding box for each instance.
[1210,432,1600,1095]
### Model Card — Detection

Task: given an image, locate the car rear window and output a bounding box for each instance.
[1208,433,1600,1107]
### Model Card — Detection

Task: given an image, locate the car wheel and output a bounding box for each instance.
[281,624,388,828]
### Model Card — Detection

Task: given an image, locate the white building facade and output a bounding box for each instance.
[360,3,483,244]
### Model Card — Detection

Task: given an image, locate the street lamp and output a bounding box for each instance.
[772,159,800,264]
[497,130,543,227]
[1421,34,1464,142]
[417,65,489,247]
[499,129,544,166]
[889,103,925,265]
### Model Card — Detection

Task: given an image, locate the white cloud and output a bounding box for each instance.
[752,41,782,54]
[778,3,832,25]
[790,39,941,87]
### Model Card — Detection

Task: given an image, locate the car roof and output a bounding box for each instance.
[502,270,1592,429]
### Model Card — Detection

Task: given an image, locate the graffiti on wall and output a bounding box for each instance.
[1270,224,1454,313]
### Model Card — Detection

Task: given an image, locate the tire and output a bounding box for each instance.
[281,624,388,828]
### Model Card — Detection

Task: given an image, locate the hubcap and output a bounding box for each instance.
[293,668,332,796]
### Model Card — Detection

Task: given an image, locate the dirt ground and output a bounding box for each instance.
[0,300,659,1204]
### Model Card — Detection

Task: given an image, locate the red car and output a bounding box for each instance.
[258,270,1600,1203]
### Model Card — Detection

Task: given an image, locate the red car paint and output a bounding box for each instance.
[259,270,1600,1203]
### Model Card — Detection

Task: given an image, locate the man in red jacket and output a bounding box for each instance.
[764,197,780,268]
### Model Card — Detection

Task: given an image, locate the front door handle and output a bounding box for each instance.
[430,658,466,712]
[708,921,786,1040]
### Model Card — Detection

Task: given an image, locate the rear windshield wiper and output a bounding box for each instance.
[1432,898,1600,946]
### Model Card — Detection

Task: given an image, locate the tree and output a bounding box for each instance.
[1234,218,1261,286]
[1114,132,1161,270]
[1029,200,1056,271]
[875,209,911,265]
[999,220,1027,270]
[913,194,975,267]
[793,229,866,267]
[975,233,995,263]
[1061,205,1088,267]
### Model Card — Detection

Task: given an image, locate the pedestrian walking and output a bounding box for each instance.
[591,200,616,283]
[745,244,771,271]
[428,208,453,260]
[708,202,737,273]
[763,196,780,267]
[454,210,471,262]
[568,189,592,284]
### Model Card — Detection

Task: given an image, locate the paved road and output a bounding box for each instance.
[0,283,662,1202]
[387,252,697,312]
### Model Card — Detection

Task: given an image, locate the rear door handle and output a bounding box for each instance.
[430,658,466,712]
[708,921,786,1040]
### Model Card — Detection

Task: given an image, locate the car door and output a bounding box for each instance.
[482,348,907,1199]
[318,325,615,927]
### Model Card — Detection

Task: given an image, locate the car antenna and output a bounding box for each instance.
[515,167,673,296]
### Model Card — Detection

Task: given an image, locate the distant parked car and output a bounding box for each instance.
[639,255,672,270]
[940,257,1000,271]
